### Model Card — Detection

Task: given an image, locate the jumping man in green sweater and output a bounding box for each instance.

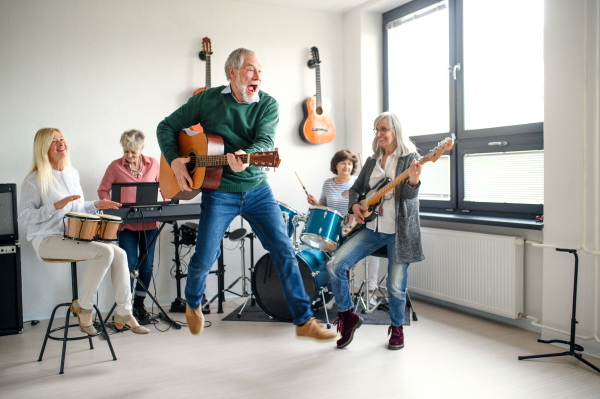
[156,48,338,341]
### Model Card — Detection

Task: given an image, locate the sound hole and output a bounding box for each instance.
[316,107,323,116]
[185,152,196,175]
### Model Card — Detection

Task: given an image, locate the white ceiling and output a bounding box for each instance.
[237,0,373,14]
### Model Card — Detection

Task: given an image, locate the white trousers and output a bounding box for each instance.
[39,236,132,315]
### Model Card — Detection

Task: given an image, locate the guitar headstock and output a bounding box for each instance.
[202,37,212,55]
[308,46,321,68]
[420,137,454,164]
[249,151,282,169]
[199,37,213,61]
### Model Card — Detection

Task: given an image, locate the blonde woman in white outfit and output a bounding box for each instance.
[18,128,149,335]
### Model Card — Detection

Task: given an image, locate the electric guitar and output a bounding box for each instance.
[159,131,281,200]
[299,47,336,144]
[341,137,455,237]
[191,37,212,133]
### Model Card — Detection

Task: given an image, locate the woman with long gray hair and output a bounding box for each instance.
[327,111,424,350]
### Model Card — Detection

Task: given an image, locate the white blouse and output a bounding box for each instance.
[366,150,400,235]
[18,167,97,258]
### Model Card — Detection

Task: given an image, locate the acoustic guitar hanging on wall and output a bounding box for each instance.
[299,46,336,144]
[190,37,212,133]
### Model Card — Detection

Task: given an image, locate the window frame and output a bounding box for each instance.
[383,0,544,221]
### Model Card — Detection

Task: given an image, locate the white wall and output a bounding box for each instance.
[343,0,600,356]
[541,0,600,353]
[0,0,348,318]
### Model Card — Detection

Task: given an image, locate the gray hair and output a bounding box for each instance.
[372,112,417,157]
[224,48,257,82]
[120,129,145,150]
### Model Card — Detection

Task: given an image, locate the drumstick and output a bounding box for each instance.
[295,171,309,197]
[358,152,363,169]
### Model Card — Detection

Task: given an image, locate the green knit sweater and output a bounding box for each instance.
[156,85,279,193]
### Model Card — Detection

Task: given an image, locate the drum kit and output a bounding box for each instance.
[63,212,123,243]
[252,201,347,327]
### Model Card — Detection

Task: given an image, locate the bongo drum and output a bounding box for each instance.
[64,213,101,242]
[97,214,123,243]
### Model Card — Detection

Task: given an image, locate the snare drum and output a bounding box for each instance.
[64,212,101,242]
[97,214,123,243]
[277,201,298,238]
[252,244,333,322]
[300,206,343,252]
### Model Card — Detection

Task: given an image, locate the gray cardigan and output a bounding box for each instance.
[348,153,425,264]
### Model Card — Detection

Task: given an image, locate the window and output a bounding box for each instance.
[383,0,544,220]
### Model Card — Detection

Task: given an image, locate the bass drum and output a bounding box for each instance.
[252,245,333,322]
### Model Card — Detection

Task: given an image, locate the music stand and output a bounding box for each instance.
[518,248,600,374]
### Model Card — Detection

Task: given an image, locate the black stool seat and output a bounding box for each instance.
[38,260,117,374]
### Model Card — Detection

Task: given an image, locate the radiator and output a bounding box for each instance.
[409,227,524,319]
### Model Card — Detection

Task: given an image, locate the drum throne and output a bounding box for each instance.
[37,259,116,374]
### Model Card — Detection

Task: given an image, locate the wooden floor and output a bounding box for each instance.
[1,298,600,398]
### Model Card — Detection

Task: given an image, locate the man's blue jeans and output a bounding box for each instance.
[327,227,409,326]
[118,228,159,297]
[185,184,313,325]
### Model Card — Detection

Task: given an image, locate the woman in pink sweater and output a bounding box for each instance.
[98,129,160,324]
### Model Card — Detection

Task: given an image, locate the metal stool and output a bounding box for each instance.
[38,259,116,374]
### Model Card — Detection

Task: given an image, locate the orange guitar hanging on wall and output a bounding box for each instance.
[299,46,336,144]
[190,37,212,133]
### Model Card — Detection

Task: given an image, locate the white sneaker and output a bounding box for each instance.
[370,296,378,307]
[363,294,378,307]
[326,297,336,310]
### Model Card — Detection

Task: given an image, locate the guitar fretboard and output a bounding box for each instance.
[315,64,322,110]
[192,154,250,167]
[365,158,426,206]
[206,55,211,89]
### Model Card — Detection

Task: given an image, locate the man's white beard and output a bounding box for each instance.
[235,74,256,103]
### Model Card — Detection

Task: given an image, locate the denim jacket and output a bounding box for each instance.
[348,153,425,264]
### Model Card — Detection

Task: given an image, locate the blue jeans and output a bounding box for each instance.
[118,228,159,297]
[185,184,313,325]
[326,227,409,326]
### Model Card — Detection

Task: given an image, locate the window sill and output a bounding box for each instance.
[420,212,543,230]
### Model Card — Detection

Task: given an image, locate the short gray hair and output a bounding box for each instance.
[372,112,417,157]
[224,48,257,82]
[120,129,145,150]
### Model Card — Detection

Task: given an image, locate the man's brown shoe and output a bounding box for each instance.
[296,318,339,342]
[186,304,204,335]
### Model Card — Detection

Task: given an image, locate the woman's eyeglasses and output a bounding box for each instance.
[373,127,392,135]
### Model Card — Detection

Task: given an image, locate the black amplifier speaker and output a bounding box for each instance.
[0,184,23,336]
[0,244,23,335]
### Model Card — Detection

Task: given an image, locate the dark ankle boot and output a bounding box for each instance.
[132,295,150,325]
[388,325,404,350]
[333,309,363,349]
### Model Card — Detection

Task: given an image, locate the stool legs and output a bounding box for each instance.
[38,261,117,374]
[94,304,116,361]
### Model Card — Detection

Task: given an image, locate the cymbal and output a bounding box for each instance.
[341,189,349,199]
[227,228,247,241]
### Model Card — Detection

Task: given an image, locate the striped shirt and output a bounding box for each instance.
[18,168,97,259]
[319,176,357,215]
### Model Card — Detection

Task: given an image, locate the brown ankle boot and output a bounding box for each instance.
[333,309,363,349]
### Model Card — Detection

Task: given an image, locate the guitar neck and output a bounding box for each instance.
[206,55,211,89]
[365,158,425,206]
[315,64,322,109]
[193,154,249,167]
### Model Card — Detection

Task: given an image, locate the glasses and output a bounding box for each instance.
[373,127,392,135]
